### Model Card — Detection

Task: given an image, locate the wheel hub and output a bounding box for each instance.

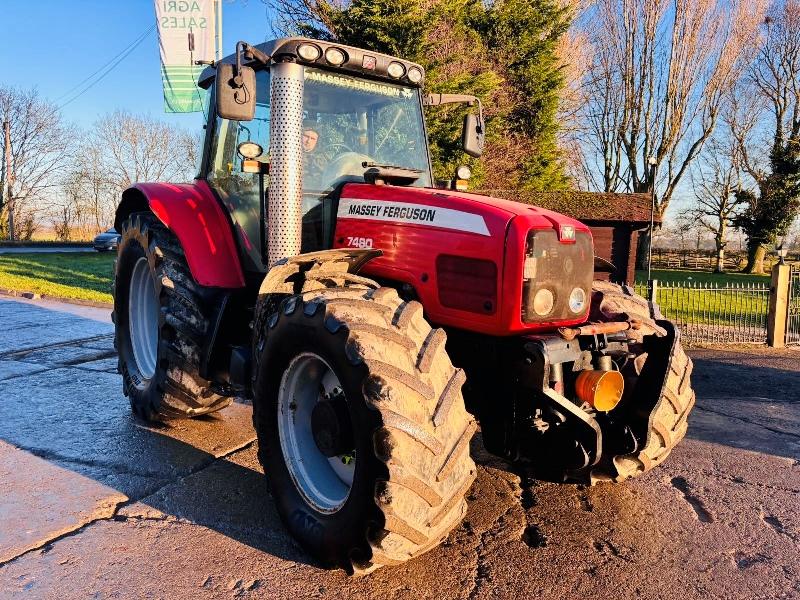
[277,353,356,513]
[311,393,354,457]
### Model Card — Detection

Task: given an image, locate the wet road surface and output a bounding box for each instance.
[0,295,798,599]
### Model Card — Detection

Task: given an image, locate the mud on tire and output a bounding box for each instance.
[113,212,231,421]
[590,281,696,482]
[252,266,476,573]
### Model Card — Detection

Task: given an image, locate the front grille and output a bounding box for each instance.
[522,230,593,323]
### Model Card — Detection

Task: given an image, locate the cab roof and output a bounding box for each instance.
[198,37,425,90]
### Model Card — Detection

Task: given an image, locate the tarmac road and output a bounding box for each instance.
[0,294,798,600]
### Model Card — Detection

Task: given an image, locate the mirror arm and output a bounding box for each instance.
[424,93,484,132]
[236,41,270,70]
[423,93,478,107]
[233,41,271,87]
[243,44,270,65]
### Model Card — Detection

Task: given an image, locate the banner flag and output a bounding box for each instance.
[154,0,220,113]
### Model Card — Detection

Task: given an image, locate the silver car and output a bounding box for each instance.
[93,228,121,252]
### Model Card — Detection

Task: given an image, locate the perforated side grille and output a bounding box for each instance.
[267,62,305,266]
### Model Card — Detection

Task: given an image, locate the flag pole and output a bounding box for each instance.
[215,0,222,61]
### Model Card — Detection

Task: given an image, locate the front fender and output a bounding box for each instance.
[116,180,245,289]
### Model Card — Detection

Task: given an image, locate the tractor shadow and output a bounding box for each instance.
[0,401,316,566]
[0,398,319,566]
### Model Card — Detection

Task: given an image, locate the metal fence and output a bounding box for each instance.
[650,248,799,272]
[632,280,771,345]
[788,267,800,346]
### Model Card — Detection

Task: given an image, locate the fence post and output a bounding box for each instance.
[767,263,791,347]
[648,279,658,303]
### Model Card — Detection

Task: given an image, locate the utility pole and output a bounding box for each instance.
[2,120,13,241]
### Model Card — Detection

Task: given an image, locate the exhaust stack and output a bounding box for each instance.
[267,61,304,266]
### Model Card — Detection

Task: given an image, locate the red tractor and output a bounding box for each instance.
[113,38,695,573]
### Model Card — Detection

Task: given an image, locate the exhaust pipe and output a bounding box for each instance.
[267,61,304,266]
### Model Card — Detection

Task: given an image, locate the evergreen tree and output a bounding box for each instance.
[274,0,571,189]
[735,142,800,272]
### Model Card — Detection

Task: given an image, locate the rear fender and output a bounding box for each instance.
[115,181,245,289]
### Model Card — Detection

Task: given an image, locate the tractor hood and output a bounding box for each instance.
[339,183,590,236]
[335,183,594,336]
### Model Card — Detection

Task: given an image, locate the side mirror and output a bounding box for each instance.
[462,113,485,158]
[215,63,256,121]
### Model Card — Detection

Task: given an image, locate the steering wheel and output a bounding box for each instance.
[325,142,355,154]
[320,152,373,187]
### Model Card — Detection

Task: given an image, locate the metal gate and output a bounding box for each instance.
[787,266,800,345]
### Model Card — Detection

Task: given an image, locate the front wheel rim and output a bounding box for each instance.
[278,352,356,514]
[128,256,159,380]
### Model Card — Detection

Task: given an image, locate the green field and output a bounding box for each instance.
[0,252,115,304]
[634,269,770,327]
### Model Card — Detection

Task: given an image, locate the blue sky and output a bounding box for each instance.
[0,0,276,129]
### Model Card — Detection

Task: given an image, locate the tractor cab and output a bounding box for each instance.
[197,38,482,272]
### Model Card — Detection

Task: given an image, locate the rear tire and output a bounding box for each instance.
[113,212,231,421]
[252,272,476,573]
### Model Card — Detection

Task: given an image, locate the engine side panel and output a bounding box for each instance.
[119,181,246,289]
[333,183,591,335]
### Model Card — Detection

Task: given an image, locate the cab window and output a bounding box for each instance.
[207,69,271,271]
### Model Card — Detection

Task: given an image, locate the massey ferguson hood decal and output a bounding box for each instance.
[338,197,490,236]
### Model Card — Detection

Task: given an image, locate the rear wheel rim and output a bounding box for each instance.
[278,352,355,514]
[128,256,159,380]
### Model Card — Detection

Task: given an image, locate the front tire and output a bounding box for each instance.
[113,212,231,421]
[589,281,696,481]
[252,274,476,573]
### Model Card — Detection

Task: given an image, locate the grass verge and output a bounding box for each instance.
[0,252,115,304]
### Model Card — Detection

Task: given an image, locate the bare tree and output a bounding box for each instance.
[69,142,117,234]
[689,131,746,271]
[731,0,800,272]
[0,87,74,239]
[556,1,594,188]
[575,0,767,265]
[89,111,199,194]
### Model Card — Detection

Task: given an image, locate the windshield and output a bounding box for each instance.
[301,68,431,192]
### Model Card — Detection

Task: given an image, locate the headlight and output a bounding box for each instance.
[407,67,423,83]
[568,287,587,313]
[324,47,347,66]
[237,141,263,159]
[532,288,554,316]
[297,43,321,61]
[387,61,405,78]
[456,165,472,180]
